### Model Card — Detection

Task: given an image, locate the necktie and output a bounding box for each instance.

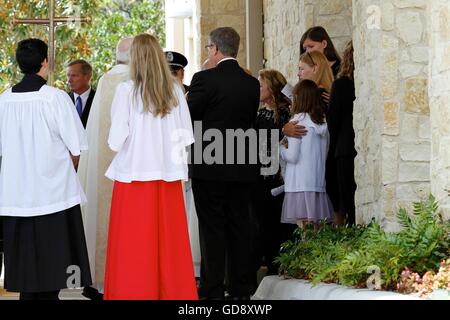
[76,96,83,118]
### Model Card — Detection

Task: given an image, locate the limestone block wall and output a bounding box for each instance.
[353,0,431,230]
[429,0,450,220]
[193,0,247,69]
[263,0,352,84]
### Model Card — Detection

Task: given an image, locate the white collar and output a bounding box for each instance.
[74,87,91,101]
[217,57,237,65]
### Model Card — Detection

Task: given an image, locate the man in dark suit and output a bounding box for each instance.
[67,60,95,128]
[187,27,260,300]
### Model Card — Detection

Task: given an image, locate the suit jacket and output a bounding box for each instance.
[69,89,96,128]
[187,59,260,182]
[327,76,357,158]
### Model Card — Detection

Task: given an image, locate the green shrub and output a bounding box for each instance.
[275,195,450,291]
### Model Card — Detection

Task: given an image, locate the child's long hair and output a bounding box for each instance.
[130,33,178,117]
[292,80,327,125]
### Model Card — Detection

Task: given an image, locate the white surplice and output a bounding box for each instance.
[0,86,87,217]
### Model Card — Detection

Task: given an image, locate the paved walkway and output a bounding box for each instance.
[0,288,88,300]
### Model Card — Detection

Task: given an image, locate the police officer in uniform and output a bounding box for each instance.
[165,51,189,93]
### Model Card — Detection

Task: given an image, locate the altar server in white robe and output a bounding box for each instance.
[77,37,133,299]
[0,38,91,300]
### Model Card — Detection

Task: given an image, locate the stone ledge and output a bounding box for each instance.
[252,276,422,300]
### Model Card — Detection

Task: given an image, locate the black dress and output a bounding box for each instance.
[318,87,340,214]
[2,74,92,295]
[253,104,296,275]
[327,76,357,225]
[331,60,341,79]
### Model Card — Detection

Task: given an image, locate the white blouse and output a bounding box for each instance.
[280,113,329,193]
[105,81,195,183]
[0,85,88,217]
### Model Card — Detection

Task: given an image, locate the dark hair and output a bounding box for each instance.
[300,26,341,63]
[292,79,326,125]
[338,41,354,80]
[209,27,240,58]
[67,59,93,75]
[16,38,48,74]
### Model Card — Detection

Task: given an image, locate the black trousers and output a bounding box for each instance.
[252,178,296,275]
[336,156,357,225]
[192,179,255,299]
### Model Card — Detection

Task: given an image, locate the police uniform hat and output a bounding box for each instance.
[165,51,188,70]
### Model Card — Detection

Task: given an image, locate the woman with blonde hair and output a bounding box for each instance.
[283,51,334,138]
[253,69,296,275]
[287,51,334,138]
[298,50,334,95]
[103,33,197,300]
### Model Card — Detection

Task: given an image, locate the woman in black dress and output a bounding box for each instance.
[327,41,357,226]
[254,69,296,275]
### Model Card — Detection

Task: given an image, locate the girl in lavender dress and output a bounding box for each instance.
[280,79,334,228]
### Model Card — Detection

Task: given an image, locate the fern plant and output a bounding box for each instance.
[275,195,450,292]
[396,195,448,273]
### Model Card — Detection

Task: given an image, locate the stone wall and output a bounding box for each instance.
[429,0,450,220]
[353,0,431,230]
[193,0,247,69]
[263,0,352,84]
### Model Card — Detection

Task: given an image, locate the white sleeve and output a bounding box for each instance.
[176,86,195,147]
[108,82,131,152]
[55,90,88,156]
[280,136,302,164]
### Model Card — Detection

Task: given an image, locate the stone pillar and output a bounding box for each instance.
[193,0,247,69]
[429,0,450,220]
[246,0,264,77]
[263,0,352,85]
[353,0,431,230]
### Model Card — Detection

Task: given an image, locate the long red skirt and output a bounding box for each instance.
[104,180,198,300]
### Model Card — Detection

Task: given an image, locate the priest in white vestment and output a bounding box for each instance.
[77,38,133,297]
